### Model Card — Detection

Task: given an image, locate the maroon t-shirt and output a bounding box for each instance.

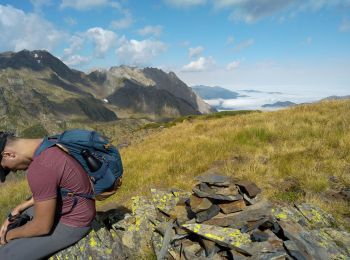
[27,146,96,227]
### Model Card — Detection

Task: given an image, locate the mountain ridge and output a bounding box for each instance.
[0,49,214,133]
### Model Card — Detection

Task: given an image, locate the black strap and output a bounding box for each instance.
[59,188,95,215]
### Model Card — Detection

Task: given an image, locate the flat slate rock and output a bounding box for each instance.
[202,212,243,227]
[168,205,192,224]
[198,237,220,257]
[196,204,220,223]
[189,195,213,213]
[218,199,246,214]
[193,186,243,201]
[294,203,335,228]
[235,180,261,198]
[182,223,252,255]
[195,173,231,186]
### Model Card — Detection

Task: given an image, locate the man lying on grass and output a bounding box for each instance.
[0,131,95,259]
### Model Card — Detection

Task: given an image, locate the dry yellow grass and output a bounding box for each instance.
[1,100,349,229]
[104,99,350,228]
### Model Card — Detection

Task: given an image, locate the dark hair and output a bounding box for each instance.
[0,131,16,146]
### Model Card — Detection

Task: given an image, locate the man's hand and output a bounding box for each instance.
[0,218,11,245]
[2,198,56,243]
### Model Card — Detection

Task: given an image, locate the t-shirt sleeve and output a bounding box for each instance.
[27,160,58,202]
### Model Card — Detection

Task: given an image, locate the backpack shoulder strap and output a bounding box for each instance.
[34,136,58,157]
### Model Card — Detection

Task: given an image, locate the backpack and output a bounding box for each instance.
[34,129,123,202]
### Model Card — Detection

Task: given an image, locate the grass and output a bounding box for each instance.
[1,100,350,230]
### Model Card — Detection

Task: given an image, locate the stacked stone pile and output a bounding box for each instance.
[51,172,350,259]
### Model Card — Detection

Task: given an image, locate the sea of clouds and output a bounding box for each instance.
[204,87,350,111]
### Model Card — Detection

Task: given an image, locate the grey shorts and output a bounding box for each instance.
[0,207,91,260]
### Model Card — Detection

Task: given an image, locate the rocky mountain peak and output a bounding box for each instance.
[107,65,155,86]
[0,49,86,83]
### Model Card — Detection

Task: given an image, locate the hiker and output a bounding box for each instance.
[0,130,123,259]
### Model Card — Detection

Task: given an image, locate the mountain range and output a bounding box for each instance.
[0,50,214,132]
[191,85,241,99]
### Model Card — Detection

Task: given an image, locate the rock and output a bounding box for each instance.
[277,220,348,259]
[250,230,269,242]
[174,226,189,235]
[283,240,310,260]
[242,193,260,205]
[158,220,175,260]
[195,172,231,186]
[240,217,270,233]
[202,200,272,231]
[198,237,220,257]
[218,199,246,214]
[257,251,288,260]
[193,185,243,201]
[202,212,242,227]
[181,240,202,259]
[151,189,179,215]
[228,250,251,259]
[189,195,212,213]
[320,228,350,255]
[235,180,261,198]
[213,184,240,197]
[272,206,307,225]
[168,205,192,224]
[294,203,335,228]
[50,175,350,260]
[196,204,220,223]
[182,224,252,255]
[152,230,163,259]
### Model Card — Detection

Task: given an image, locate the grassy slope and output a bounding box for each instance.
[1,100,349,229]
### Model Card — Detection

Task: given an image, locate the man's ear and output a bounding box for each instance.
[2,151,16,159]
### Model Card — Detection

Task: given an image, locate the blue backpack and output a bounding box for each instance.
[34,129,123,202]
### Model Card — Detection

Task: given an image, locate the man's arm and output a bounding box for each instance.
[11,196,34,215]
[0,197,35,243]
[4,198,56,243]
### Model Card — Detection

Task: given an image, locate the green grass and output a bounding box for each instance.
[1,100,350,230]
[140,110,258,129]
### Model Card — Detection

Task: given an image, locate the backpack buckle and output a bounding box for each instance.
[67,192,75,197]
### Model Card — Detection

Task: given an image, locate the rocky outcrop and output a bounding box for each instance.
[51,172,350,259]
[107,79,201,118]
[143,68,214,114]
[0,50,90,85]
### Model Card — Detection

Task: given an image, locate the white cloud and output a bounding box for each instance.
[110,10,133,29]
[116,37,167,66]
[138,25,163,37]
[226,60,240,71]
[339,17,350,32]
[214,0,246,9]
[214,0,350,23]
[0,4,65,52]
[181,56,215,72]
[234,39,254,52]
[188,46,204,59]
[164,0,207,8]
[63,35,85,56]
[86,27,117,57]
[60,0,112,10]
[62,54,91,67]
[30,0,52,11]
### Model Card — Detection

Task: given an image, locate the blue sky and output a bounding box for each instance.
[0,0,349,96]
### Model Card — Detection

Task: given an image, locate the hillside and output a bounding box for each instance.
[1,100,349,232]
[0,50,213,135]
